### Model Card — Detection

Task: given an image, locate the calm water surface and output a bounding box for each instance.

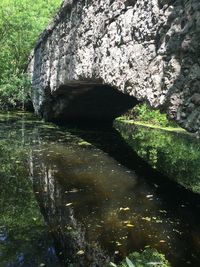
[0,112,200,267]
[115,121,200,194]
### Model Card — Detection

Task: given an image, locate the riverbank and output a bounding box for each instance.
[115,117,189,134]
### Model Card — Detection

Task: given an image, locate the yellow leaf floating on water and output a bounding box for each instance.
[142,217,151,222]
[78,141,91,146]
[126,224,134,228]
[77,250,85,255]
[159,240,166,243]
[123,221,130,224]
[65,203,73,207]
[146,195,153,199]
[120,207,130,211]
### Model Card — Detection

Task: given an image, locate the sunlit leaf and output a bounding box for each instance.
[142,217,151,222]
[126,257,135,267]
[120,207,130,211]
[109,262,117,267]
[126,223,134,228]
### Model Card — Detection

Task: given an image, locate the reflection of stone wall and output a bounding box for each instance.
[28,0,200,134]
[27,126,197,266]
[29,152,111,267]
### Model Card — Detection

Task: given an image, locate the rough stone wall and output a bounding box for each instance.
[28,0,200,133]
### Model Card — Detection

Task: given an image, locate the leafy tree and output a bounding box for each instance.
[0,0,62,109]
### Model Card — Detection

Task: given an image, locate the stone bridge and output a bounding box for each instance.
[28,0,200,134]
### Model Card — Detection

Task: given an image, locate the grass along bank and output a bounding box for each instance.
[116,104,188,134]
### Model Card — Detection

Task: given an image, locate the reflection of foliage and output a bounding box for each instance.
[109,249,171,267]
[0,119,57,266]
[115,121,200,194]
[123,104,177,127]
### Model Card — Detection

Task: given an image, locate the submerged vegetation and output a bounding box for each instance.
[0,0,62,110]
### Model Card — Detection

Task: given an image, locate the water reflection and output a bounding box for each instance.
[0,113,200,266]
[115,122,200,194]
[0,113,61,267]
[29,122,200,266]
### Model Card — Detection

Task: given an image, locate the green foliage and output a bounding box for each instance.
[0,0,62,109]
[120,249,171,267]
[124,104,177,128]
[0,73,31,110]
[109,249,171,267]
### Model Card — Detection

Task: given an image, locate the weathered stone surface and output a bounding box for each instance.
[28,0,200,133]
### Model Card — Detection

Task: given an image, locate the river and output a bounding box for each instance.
[0,112,200,267]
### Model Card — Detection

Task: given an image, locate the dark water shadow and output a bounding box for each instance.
[63,121,200,216]
[53,122,200,266]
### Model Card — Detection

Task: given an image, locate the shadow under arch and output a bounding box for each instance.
[41,83,138,124]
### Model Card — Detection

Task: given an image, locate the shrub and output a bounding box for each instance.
[0,73,31,110]
[124,104,177,128]
[109,248,171,267]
